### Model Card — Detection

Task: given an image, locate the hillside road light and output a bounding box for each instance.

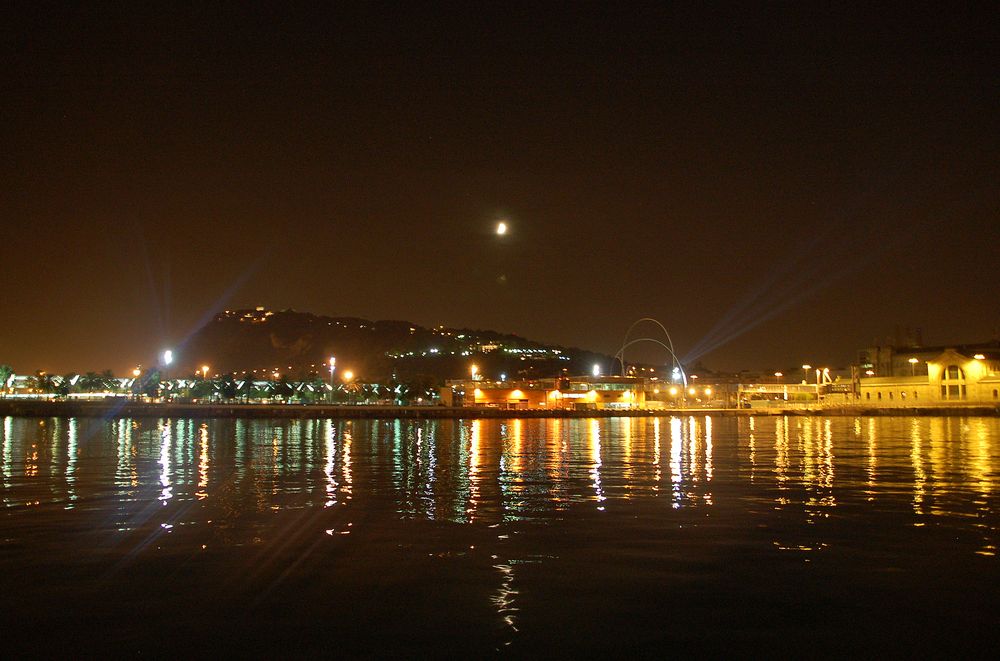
[162,350,174,366]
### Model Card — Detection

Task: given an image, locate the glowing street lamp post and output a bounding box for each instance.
[162,349,174,400]
[908,357,919,376]
[343,370,355,405]
[328,357,336,403]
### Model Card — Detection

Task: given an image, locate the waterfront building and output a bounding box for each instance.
[440,375,725,410]
[859,347,1000,407]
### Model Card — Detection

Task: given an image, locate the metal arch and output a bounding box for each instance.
[621,318,676,358]
[615,318,682,380]
[612,337,688,387]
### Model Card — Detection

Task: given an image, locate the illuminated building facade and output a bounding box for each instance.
[441,375,723,410]
[859,348,1000,407]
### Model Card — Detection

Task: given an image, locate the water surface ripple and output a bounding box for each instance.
[2,415,998,655]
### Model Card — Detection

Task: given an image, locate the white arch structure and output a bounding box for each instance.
[613,318,687,386]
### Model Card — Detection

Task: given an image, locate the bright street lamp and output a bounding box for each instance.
[908,357,919,376]
[592,363,600,377]
[162,350,174,366]
[328,357,336,402]
[470,364,479,381]
[201,365,210,380]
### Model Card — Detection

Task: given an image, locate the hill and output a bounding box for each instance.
[176,307,615,383]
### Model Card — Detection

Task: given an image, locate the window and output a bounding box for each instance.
[900,391,907,400]
[994,389,998,400]
[866,392,871,400]
[889,392,894,400]
[914,391,919,400]
[941,365,967,400]
[877,392,882,400]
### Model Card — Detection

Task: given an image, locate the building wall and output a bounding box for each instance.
[859,349,1000,407]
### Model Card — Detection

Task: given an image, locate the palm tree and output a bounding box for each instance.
[0,365,13,397]
[79,372,106,392]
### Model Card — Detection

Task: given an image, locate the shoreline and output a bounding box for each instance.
[1,400,999,419]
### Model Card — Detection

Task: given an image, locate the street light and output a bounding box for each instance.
[802,364,811,384]
[908,357,919,376]
[774,371,783,383]
[342,370,355,405]
[592,363,600,377]
[328,356,336,403]
[201,365,210,380]
[470,364,479,381]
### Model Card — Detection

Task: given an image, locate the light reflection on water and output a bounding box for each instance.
[1,414,999,654]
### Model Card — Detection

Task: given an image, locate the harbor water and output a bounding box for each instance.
[1,415,998,656]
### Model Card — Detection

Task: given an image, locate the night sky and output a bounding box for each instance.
[2,3,997,374]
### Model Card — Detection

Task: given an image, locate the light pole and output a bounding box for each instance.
[801,364,811,384]
[774,371,783,384]
[470,364,479,381]
[908,357,918,377]
[161,349,174,400]
[328,356,336,403]
[343,370,355,405]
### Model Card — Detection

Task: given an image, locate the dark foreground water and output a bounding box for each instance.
[2,415,999,657]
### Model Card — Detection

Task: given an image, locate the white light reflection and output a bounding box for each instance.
[688,417,700,483]
[1,417,11,494]
[115,418,136,491]
[159,420,173,504]
[324,420,338,507]
[705,416,713,482]
[65,417,78,507]
[492,562,519,640]
[342,422,353,499]
[589,419,604,508]
[468,420,481,521]
[669,417,682,508]
[652,417,661,490]
[196,423,210,499]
